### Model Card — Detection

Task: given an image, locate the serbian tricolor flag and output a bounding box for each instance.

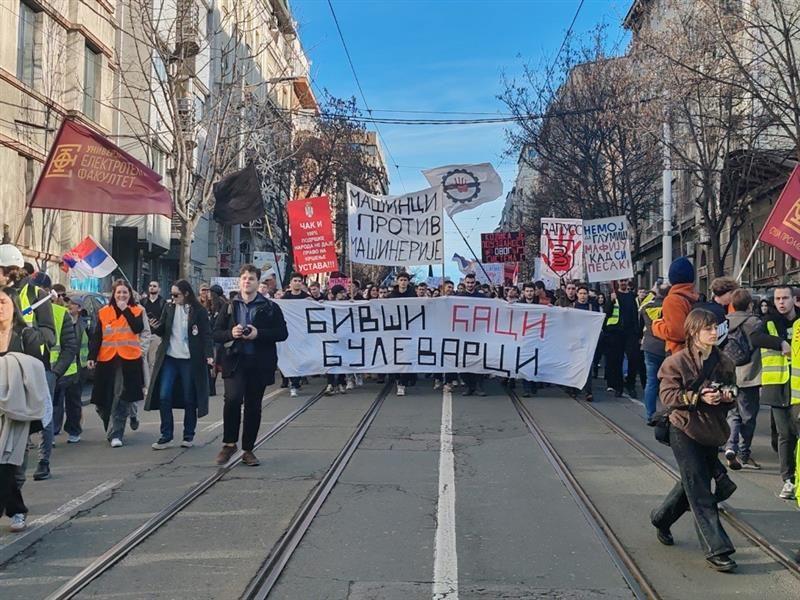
[30,118,172,217]
[61,236,117,278]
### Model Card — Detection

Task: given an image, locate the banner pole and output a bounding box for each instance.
[736,239,759,283]
[447,213,493,284]
[263,215,284,288]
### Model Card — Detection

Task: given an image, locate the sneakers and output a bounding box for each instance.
[706,555,737,572]
[9,513,26,532]
[779,479,796,500]
[289,387,298,398]
[724,449,742,471]
[585,393,594,403]
[325,384,335,396]
[433,379,442,390]
[345,378,355,391]
[337,383,347,394]
[396,384,406,397]
[740,457,761,470]
[33,460,50,481]
[110,438,123,448]
[241,450,260,467]
[606,386,615,393]
[215,445,237,465]
[354,374,363,386]
[129,416,139,431]
[67,435,81,444]
[180,439,194,448]
[152,438,174,450]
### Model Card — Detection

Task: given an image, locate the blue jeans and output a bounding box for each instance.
[158,356,196,441]
[726,386,760,461]
[643,351,665,421]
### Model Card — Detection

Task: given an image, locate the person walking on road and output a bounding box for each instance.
[640,282,670,421]
[389,272,417,397]
[604,278,641,398]
[88,279,145,448]
[213,264,288,467]
[650,308,738,572]
[749,285,799,500]
[146,280,213,450]
[652,257,699,355]
[58,296,89,444]
[281,273,309,398]
[0,289,49,533]
[724,289,763,471]
[457,273,487,397]
[571,284,598,402]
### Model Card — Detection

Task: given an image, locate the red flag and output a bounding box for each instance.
[29,118,172,217]
[287,196,338,275]
[759,165,800,260]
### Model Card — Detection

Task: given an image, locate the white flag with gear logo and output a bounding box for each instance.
[423,163,503,216]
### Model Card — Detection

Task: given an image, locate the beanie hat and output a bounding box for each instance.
[31,271,52,289]
[668,257,695,284]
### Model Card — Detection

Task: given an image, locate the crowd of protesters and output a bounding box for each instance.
[0,240,796,574]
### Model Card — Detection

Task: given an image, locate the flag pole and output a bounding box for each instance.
[447,213,493,284]
[736,239,759,283]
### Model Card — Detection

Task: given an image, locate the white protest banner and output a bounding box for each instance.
[539,218,584,281]
[473,262,503,285]
[423,163,503,216]
[533,258,560,290]
[275,297,603,388]
[347,183,443,266]
[583,216,634,282]
[210,277,239,296]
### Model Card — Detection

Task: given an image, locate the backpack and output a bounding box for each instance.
[723,322,753,367]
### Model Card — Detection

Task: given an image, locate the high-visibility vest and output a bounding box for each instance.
[50,304,78,377]
[788,320,800,406]
[18,283,38,327]
[761,320,791,386]
[97,304,143,362]
[78,322,89,367]
[606,300,620,326]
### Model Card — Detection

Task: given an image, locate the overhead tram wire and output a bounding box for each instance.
[326,0,407,193]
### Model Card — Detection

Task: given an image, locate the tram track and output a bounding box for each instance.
[44,386,331,600]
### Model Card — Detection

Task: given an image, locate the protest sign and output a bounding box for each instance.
[275,297,603,387]
[328,276,351,289]
[533,258,560,290]
[473,262,504,285]
[347,183,443,266]
[287,196,338,275]
[583,216,634,282]
[210,277,239,296]
[539,218,584,281]
[252,251,286,286]
[481,231,525,263]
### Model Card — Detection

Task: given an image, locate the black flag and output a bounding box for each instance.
[213,163,264,225]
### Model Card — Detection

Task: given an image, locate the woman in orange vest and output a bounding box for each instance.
[87,279,145,448]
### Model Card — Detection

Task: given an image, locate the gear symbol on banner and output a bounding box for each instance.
[441,168,481,204]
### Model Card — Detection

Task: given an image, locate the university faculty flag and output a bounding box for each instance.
[423,163,503,216]
[30,118,172,217]
[758,165,800,260]
[61,236,118,278]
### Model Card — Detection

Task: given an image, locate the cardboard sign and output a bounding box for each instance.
[481,231,525,263]
[583,216,634,282]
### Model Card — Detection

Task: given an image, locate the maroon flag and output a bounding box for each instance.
[29,118,172,217]
[759,165,800,260]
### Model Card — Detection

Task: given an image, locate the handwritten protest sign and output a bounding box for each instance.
[287,196,338,275]
[210,277,239,296]
[583,216,634,282]
[539,218,584,281]
[347,183,443,266]
[481,231,525,263]
[275,297,603,387]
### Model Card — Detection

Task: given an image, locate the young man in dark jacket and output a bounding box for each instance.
[604,278,641,398]
[282,273,309,397]
[389,272,416,396]
[457,273,487,396]
[571,284,599,401]
[213,264,288,466]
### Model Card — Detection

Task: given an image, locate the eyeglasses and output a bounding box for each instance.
[171,293,181,298]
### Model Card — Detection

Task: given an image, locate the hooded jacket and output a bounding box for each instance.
[652,283,699,354]
[726,311,762,388]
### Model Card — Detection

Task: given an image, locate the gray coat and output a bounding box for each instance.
[145,303,213,417]
[727,311,762,388]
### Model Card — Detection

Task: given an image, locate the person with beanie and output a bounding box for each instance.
[653,257,700,355]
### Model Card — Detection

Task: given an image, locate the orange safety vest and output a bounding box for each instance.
[96,304,143,362]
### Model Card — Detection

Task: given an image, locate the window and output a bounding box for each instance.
[17,2,37,87]
[83,45,101,119]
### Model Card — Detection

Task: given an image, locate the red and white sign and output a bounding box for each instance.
[481,231,525,263]
[287,196,338,275]
[539,218,584,281]
[759,165,800,261]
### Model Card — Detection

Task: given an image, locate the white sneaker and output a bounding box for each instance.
[110,438,123,448]
[290,387,298,398]
[345,379,355,390]
[396,385,406,396]
[443,383,452,392]
[354,374,363,386]
[338,384,347,394]
[180,440,194,448]
[67,435,81,443]
[9,513,26,532]
[325,384,335,396]
[779,479,796,499]
[433,379,442,390]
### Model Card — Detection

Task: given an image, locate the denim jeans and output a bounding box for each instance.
[158,356,197,442]
[642,351,665,421]
[652,427,735,559]
[726,386,760,461]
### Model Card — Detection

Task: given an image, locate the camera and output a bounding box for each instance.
[241,326,252,337]
[710,382,738,397]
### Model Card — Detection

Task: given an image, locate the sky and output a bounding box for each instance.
[291,0,631,280]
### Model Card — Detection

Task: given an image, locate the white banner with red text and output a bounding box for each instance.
[275,297,603,387]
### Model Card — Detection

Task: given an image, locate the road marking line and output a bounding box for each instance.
[0,479,122,551]
[433,388,458,600]
[201,388,285,432]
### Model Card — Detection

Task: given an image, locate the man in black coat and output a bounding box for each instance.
[389,272,417,396]
[457,273,487,396]
[213,264,288,467]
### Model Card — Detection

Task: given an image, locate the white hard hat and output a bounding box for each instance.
[0,244,24,268]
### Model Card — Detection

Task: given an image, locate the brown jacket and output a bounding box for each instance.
[658,346,736,447]
[652,283,699,354]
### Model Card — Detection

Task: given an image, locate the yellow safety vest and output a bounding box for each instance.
[79,323,89,367]
[18,283,39,327]
[50,304,77,377]
[788,320,800,405]
[606,300,620,326]
[761,321,791,386]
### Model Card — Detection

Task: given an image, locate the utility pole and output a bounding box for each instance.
[662,121,672,279]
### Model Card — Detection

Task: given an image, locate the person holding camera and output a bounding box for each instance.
[213,264,288,467]
[649,308,738,572]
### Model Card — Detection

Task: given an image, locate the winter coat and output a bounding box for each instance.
[652,283,699,354]
[145,303,213,418]
[750,312,797,407]
[726,311,762,388]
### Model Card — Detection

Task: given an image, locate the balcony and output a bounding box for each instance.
[176,0,200,57]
